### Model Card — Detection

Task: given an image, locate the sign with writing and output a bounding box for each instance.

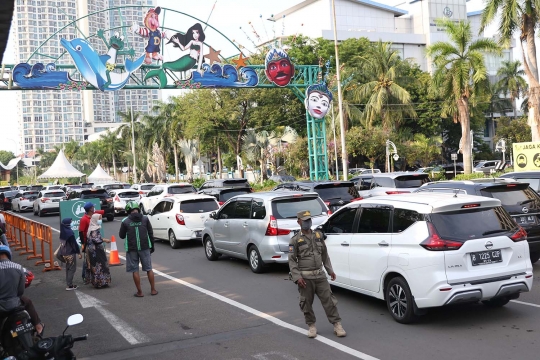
[59,199,101,245]
[451,153,458,161]
[512,141,540,172]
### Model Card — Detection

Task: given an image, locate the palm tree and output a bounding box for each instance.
[101,130,124,180]
[496,60,528,119]
[178,139,198,181]
[151,100,183,181]
[352,41,415,130]
[481,0,540,140]
[426,20,500,174]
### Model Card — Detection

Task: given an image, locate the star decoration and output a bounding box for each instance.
[204,47,221,65]
[232,52,249,69]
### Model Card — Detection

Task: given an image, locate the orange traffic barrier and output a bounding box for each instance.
[108,235,123,266]
[1,211,61,272]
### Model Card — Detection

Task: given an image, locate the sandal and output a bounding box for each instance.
[133,293,144,298]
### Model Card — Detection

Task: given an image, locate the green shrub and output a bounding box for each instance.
[454,172,503,181]
[251,179,278,192]
[191,178,205,189]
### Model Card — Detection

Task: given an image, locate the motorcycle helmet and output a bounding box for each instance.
[23,268,34,288]
[0,244,11,260]
[125,201,140,214]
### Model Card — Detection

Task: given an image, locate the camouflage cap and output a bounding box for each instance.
[297,210,312,220]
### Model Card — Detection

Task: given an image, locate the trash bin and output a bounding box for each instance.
[206,172,211,180]
[180,174,184,181]
[228,172,233,179]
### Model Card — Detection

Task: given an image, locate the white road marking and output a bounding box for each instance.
[75,291,149,345]
[253,352,298,360]
[511,300,540,308]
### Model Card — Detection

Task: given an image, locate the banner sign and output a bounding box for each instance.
[512,142,540,172]
[59,199,101,246]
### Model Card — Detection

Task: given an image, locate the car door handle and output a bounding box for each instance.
[242,222,248,228]
[341,242,349,247]
[378,241,389,247]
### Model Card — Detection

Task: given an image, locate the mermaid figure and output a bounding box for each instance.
[144,23,205,88]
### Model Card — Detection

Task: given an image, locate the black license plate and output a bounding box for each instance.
[516,215,537,225]
[13,322,34,337]
[471,250,503,266]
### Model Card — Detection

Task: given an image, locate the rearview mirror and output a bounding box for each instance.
[67,314,83,326]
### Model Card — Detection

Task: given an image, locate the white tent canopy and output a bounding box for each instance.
[88,164,114,182]
[37,149,84,179]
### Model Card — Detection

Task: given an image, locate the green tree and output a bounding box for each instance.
[481,0,540,140]
[496,60,528,119]
[100,130,124,179]
[426,20,500,174]
[494,116,532,148]
[346,126,388,170]
[405,134,442,167]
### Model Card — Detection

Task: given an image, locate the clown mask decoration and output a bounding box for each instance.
[265,48,295,87]
[305,83,333,119]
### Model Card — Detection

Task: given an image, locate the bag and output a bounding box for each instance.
[55,243,66,263]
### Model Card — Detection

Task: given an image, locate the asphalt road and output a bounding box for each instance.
[8,210,540,360]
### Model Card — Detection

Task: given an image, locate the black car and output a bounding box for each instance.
[499,171,540,193]
[272,181,361,213]
[416,179,540,263]
[0,190,19,211]
[198,187,253,206]
[66,188,115,221]
[198,178,250,191]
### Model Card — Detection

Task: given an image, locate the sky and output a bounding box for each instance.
[0,0,303,155]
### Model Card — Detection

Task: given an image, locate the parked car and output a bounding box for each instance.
[499,171,540,192]
[147,194,220,249]
[203,191,330,273]
[27,185,43,192]
[473,160,502,175]
[66,188,114,221]
[81,183,94,189]
[0,186,12,194]
[198,178,250,191]
[42,185,63,191]
[131,183,156,197]
[350,168,381,175]
[321,192,533,323]
[272,181,361,213]
[121,183,131,189]
[198,187,253,206]
[32,190,66,217]
[416,179,540,263]
[12,191,40,212]
[98,183,125,192]
[139,183,197,213]
[109,189,142,216]
[0,190,19,211]
[352,173,430,198]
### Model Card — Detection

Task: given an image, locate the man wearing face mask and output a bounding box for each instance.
[289,210,346,339]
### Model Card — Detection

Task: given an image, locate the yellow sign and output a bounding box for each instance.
[513,141,540,171]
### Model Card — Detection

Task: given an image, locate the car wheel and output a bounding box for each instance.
[482,297,511,308]
[204,236,219,261]
[38,208,43,217]
[530,252,540,264]
[385,277,417,324]
[106,214,114,222]
[248,245,265,274]
[169,230,180,249]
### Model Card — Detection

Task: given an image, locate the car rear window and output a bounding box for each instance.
[222,180,249,187]
[44,192,65,198]
[394,175,430,188]
[168,186,196,194]
[141,185,154,190]
[29,186,43,191]
[271,196,326,219]
[68,185,82,189]
[103,184,124,190]
[430,206,517,242]
[23,192,39,197]
[5,191,18,197]
[314,184,359,201]
[117,191,140,198]
[221,189,252,202]
[47,186,62,190]
[179,199,219,213]
[81,190,108,199]
[480,184,538,207]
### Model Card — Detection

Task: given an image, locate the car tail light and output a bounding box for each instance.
[327,210,333,216]
[139,191,144,194]
[176,214,185,225]
[351,197,363,202]
[510,227,527,242]
[218,201,224,206]
[20,197,27,201]
[3,198,8,203]
[40,197,49,203]
[114,195,120,202]
[106,198,113,203]
[507,184,517,187]
[265,215,291,236]
[462,204,480,208]
[385,191,408,195]
[420,222,463,251]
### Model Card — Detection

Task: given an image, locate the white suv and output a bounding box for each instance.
[321,193,533,323]
[139,183,197,213]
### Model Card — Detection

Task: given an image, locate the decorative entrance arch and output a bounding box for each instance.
[1,6,329,180]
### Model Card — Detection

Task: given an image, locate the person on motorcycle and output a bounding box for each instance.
[0,245,43,335]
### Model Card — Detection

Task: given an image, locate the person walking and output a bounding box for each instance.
[119,201,157,297]
[78,202,104,285]
[59,218,82,290]
[288,210,346,339]
[86,213,111,288]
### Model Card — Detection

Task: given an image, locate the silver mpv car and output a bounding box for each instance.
[202,191,329,273]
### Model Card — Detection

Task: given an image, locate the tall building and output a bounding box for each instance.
[14,0,160,153]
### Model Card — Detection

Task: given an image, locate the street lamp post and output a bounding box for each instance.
[385,140,398,173]
[130,102,137,182]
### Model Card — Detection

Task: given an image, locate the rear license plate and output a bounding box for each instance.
[52,199,60,202]
[13,322,34,337]
[516,215,537,225]
[471,250,502,266]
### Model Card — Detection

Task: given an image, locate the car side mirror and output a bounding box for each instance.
[209,211,216,219]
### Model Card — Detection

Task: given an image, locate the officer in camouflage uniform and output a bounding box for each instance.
[289,210,346,339]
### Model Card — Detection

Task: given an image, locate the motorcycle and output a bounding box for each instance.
[2,314,87,360]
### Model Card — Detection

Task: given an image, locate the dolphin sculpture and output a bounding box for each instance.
[61,38,145,91]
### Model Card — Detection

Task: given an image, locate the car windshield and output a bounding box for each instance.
[117,191,139,198]
[141,185,154,190]
[430,206,517,241]
[44,192,65,198]
[179,199,219,213]
[168,186,196,194]
[394,175,430,188]
[271,197,326,219]
[314,184,358,201]
[221,189,252,202]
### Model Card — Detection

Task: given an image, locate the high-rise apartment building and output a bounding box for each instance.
[14,0,160,153]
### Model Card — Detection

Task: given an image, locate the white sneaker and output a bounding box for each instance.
[66,285,78,291]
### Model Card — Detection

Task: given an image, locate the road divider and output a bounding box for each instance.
[1,211,61,272]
